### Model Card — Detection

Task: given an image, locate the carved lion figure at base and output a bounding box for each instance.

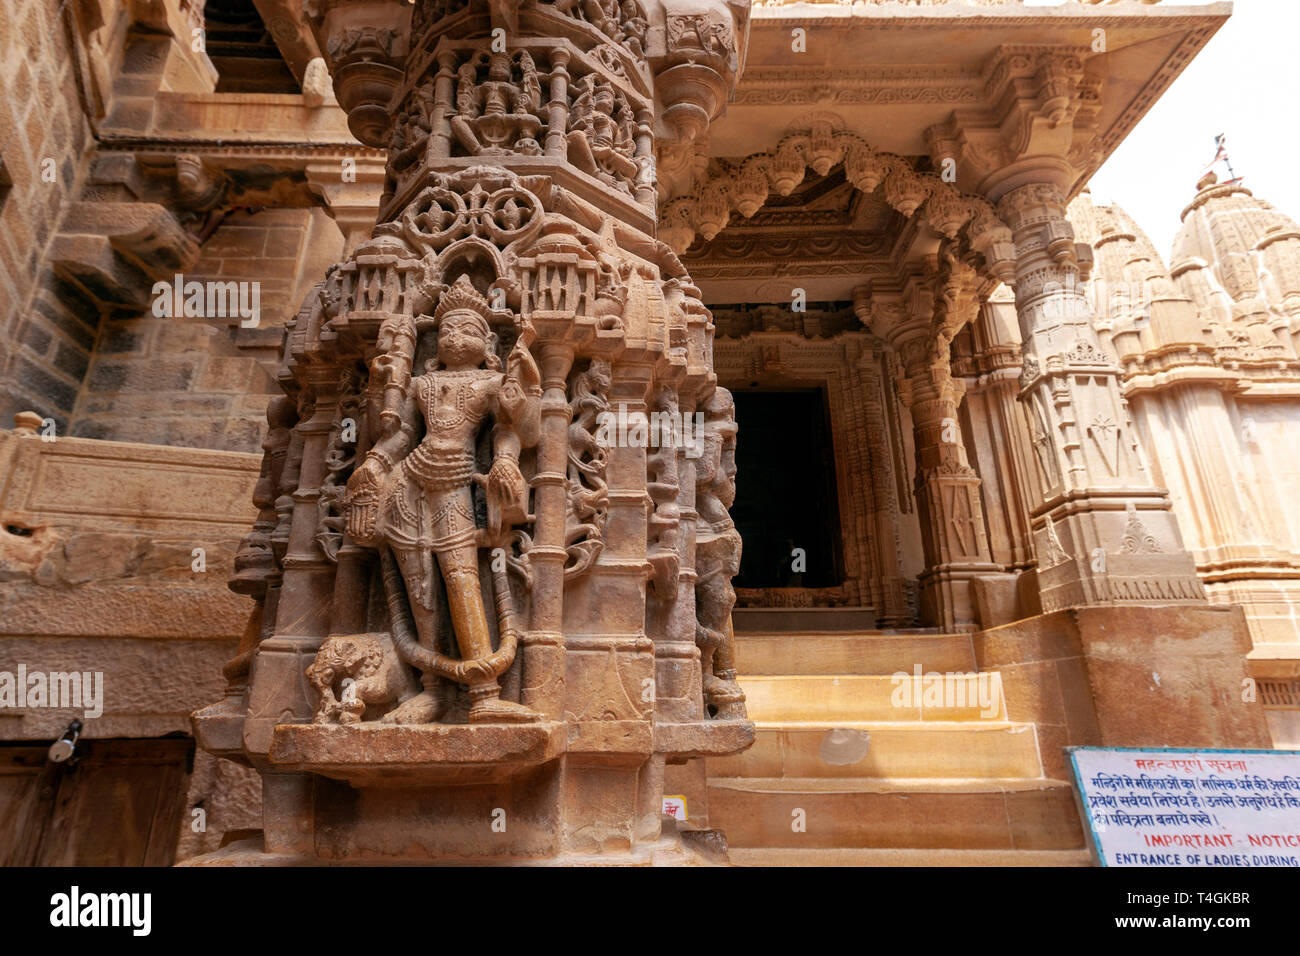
[306,632,420,724]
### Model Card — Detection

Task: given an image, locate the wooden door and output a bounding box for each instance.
[0,738,193,866]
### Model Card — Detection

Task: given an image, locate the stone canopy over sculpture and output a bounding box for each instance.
[193,0,756,863]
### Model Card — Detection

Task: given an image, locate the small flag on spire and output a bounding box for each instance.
[1201,134,1243,187]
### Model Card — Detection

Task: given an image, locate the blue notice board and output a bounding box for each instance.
[1066,746,1300,867]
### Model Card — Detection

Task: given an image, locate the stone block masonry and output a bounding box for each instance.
[0,0,97,429]
[71,207,346,453]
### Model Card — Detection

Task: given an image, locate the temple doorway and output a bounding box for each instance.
[731,389,844,593]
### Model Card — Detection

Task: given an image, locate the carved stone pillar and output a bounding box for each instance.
[864,273,999,631]
[855,347,911,626]
[997,183,1205,610]
[900,345,997,630]
[956,290,1038,573]
[930,45,1207,613]
[193,0,753,865]
[526,341,574,718]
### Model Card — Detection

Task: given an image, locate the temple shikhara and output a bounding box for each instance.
[0,0,1297,866]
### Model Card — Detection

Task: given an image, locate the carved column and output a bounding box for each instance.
[244,371,340,757]
[856,345,910,626]
[527,342,574,718]
[997,183,1205,610]
[193,0,754,865]
[932,46,1206,613]
[863,276,999,631]
[957,290,1038,572]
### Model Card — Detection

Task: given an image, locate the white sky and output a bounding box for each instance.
[1075,0,1300,261]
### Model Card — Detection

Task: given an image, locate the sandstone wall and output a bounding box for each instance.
[71,206,344,453]
[0,1,356,862]
[0,0,343,455]
[0,0,100,429]
[0,428,264,857]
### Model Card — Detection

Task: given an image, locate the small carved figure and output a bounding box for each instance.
[693,387,745,719]
[646,386,681,595]
[390,79,435,175]
[517,50,543,114]
[456,57,481,117]
[619,0,647,56]
[452,51,545,156]
[578,0,615,35]
[307,631,420,724]
[316,385,360,563]
[232,395,298,596]
[564,360,611,576]
[567,75,637,190]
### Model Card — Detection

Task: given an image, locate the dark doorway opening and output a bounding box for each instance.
[204,0,301,94]
[731,389,843,589]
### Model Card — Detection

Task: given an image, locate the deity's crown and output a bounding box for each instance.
[434,275,493,335]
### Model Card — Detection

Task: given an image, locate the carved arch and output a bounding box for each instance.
[659,117,1017,286]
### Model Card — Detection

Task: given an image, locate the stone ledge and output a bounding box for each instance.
[192,697,251,764]
[566,719,653,763]
[733,606,877,632]
[179,831,725,867]
[655,719,755,761]
[0,429,260,534]
[1247,645,1300,679]
[268,721,566,786]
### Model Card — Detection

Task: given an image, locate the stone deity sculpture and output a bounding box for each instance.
[567,75,638,189]
[344,276,543,724]
[452,50,545,156]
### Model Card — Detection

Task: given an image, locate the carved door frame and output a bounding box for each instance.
[714,331,912,623]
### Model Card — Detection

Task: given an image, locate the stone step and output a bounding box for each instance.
[741,674,1008,723]
[734,631,976,676]
[709,721,1042,780]
[708,777,1085,851]
[732,607,877,632]
[727,847,1093,867]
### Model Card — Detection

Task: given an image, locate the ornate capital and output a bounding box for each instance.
[996,181,1068,225]
[926,45,1104,203]
[996,181,1096,281]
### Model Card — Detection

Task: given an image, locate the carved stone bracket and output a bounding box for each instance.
[659,114,1017,285]
[174,153,230,211]
[926,45,1105,201]
[50,201,201,313]
[650,1,750,146]
[303,0,413,147]
[306,157,389,254]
